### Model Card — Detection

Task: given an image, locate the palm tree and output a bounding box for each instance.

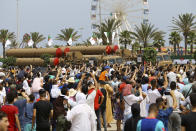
[169,31,182,55]
[132,41,141,53]
[9,40,18,49]
[131,23,160,48]
[96,18,121,45]
[30,32,45,48]
[171,13,196,55]
[119,30,132,49]
[56,28,81,46]
[187,31,196,54]
[0,29,15,58]
[153,31,165,52]
[82,38,92,46]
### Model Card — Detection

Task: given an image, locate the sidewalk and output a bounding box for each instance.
[101,120,123,131]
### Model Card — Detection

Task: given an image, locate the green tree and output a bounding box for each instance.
[0,29,15,58]
[9,40,18,49]
[187,31,196,54]
[96,18,121,45]
[169,31,182,55]
[82,38,92,46]
[153,31,165,52]
[56,28,81,46]
[132,41,141,53]
[143,47,157,65]
[119,30,132,49]
[131,23,160,48]
[171,13,196,55]
[30,32,45,48]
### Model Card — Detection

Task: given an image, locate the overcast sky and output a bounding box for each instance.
[0,0,196,56]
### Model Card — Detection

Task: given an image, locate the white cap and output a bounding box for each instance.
[0,72,5,77]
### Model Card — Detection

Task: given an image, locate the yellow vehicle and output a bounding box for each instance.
[83,55,123,65]
[156,53,172,66]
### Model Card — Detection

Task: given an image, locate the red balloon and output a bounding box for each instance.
[106,46,112,54]
[56,48,62,57]
[53,57,59,66]
[113,45,119,52]
[64,47,70,55]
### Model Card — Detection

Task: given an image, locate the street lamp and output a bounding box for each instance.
[16,0,20,45]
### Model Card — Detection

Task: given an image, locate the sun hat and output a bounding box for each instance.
[67,77,75,83]
[0,72,5,77]
[68,88,77,97]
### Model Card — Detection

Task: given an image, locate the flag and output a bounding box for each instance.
[89,37,96,45]
[5,39,11,48]
[104,32,109,43]
[98,38,103,45]
[28,39,34,47]
[48,35,53,46]
[112,32,116,43]
[67,34,72,46]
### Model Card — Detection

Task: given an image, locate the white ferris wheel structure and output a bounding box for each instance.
[90,0,149,46]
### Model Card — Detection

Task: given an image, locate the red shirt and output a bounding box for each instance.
[1,105,19,131]
[94,89,103,110]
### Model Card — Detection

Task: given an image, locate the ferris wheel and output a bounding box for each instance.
[90,0,149,45]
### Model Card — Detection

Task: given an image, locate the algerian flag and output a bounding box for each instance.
[28,39,34,47]
[5,39,11,48]
[89,37,96,45]
[112,32,116,43]
[98,38,103,45]
[67,34,72,46]
[48,35,53,46]
[104,32,109,43]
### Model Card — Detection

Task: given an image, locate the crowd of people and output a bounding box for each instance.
[0,62,195,131]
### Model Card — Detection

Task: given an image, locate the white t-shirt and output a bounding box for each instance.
[167,72,177,85]
[165,90,185,112]
[86,90,96,111]
[123,94,143,115]
[67,103,96,131]
[0,89,6,104]
[50,85,61,98]
[147,89,161,104]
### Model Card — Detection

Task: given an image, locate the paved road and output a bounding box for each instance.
[101,120,123,131]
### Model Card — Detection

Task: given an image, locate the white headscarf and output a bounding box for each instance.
[76,92,87,104]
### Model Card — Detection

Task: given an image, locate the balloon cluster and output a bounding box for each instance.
[106,45,119,54]
[56,48,63,58]
[53,57,59,66]
[64,47,70,55]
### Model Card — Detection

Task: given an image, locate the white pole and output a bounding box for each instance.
[16,0,20,44]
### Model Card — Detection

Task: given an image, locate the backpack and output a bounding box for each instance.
[56,115,72,131]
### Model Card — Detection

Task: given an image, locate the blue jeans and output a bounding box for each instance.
[24,123,36,131]
[33,92,39,101]
[96,109,107,131]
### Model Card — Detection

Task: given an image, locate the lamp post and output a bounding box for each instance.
[16,0,20,44]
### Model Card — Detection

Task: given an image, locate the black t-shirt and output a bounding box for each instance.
[33,100,53,128]
[124,116,143,131]
[181,112,196,131]
[100,88,107,112]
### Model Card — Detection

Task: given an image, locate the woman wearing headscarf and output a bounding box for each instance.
[66,92,96,131]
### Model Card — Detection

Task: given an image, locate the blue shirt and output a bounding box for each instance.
[137,118,165,131]
[24,103,34,124]
[157,107,173,131]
